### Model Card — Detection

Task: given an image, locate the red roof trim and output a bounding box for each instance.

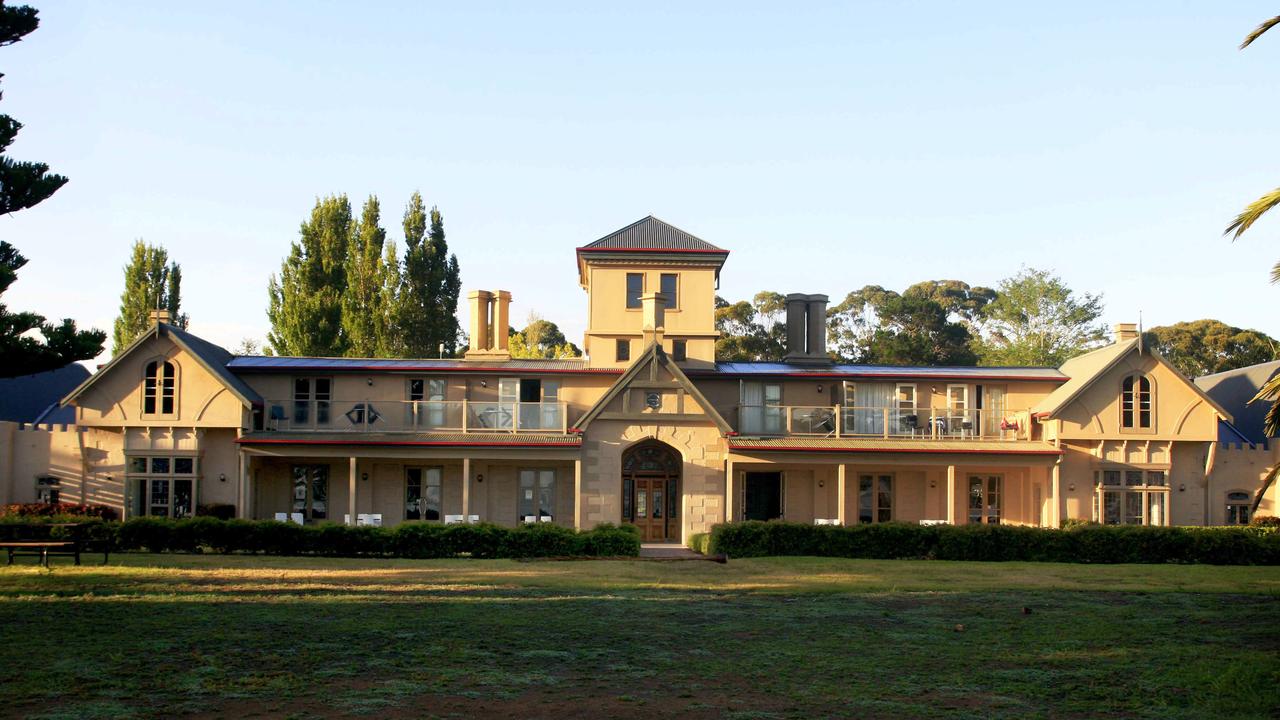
[575,246,729,255]
[695,370,1067,382]
[236,437,582,448]
[233,365,623,376]
[726,443,1061,456]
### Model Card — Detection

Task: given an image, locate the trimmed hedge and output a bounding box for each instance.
[708,521,1280,565]
[687,532,711,555]
[95,517,641,558]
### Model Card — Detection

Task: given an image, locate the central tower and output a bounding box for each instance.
[576,216,728,370]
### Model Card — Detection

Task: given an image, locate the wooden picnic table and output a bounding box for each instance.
[0,522,111,567]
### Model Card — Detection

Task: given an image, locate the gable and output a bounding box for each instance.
[573,343,731,435]
[1053,347,1228,441]
[66,329,249,428]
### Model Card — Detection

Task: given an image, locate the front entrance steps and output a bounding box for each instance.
[639,543,705,560]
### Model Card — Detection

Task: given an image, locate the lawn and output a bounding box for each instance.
[1,555,1277,719]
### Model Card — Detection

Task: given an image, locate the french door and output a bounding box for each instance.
[623,474,678,541]
[967,475,1002,524]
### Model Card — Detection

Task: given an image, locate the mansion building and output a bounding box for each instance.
[1,216,1276,542]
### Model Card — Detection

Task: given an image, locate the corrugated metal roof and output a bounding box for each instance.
[166,325,263,403]
[237,431,581,447]
[228,356,612,374]
[578,216,727,253]
[728,437,1061,455]
[704,363,1067,382]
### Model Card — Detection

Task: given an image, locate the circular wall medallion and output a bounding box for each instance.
[645,391,662,409]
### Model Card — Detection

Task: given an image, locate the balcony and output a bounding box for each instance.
[736,405,1033,441]
[266,399,570,434]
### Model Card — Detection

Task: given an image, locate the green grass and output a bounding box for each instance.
[1,554,1278,719]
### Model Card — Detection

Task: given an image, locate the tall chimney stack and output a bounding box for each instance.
[640,292,666,348]
[464,289,513,360]
[783,293,830,365]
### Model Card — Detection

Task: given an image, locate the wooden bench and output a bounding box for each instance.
[0,523,111,567]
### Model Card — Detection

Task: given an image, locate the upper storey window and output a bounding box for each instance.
[143,360,176,415]
[626,273,644,309]
[660,273,678,310]
[1120,374,1153,430]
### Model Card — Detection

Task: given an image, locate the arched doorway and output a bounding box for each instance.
[621,440,681,542]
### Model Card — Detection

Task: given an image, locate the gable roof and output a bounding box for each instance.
[0,364,90,423]
[573,341,733,435]
[1032,339,1233,422]
[1194,360,1280,443]
[62,323,261,408]
[578,215,728,254]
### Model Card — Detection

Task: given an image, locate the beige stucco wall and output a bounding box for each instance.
[74,333,246,430]
[582,263,719,370]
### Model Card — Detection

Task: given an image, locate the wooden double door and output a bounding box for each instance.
[624,474,678,542]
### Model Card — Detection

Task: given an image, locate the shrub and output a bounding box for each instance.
[8,517,643,559]
[1250,515,1280,528]
[579,523,641,557]
[687,532,710,555]
[196,504,237,521]
[0,502,118,521]
[706,521,1280,565]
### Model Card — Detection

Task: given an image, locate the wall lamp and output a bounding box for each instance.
[218,473,227,483]
[476,473,485,484]
[816,384,824,393]
[1178,483,1186,492]
[1068,484,1075,492]
[366,377,374,386]
[362,472,370,482]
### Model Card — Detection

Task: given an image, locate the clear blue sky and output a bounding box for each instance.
[5,2,1279,362]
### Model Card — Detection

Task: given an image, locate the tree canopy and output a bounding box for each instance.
[508,314,581,359]
[974,268,1106,367]
[267,192,461,358]
[1143,320,1277,378]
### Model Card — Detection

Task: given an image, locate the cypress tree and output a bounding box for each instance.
[267,195,352,356]
[378,238,403,357]
[341,196,389,357]
[112,240,188,355]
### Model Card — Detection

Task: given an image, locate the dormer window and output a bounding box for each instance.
[143,360,176,415]
[1120,374,1152,430]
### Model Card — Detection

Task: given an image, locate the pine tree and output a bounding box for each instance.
[112,240,188,355]
[0,4,104,376]
[341,196,390,357]
[267,195,352,356]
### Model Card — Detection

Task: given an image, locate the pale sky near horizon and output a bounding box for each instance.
[4,2,1279,364]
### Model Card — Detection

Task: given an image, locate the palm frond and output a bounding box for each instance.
[1224,187,1280,241]
[1241,15,1280,49]
[1272,260,1280,285]
[1250,462,1279,514]
[1248,373,1280,437]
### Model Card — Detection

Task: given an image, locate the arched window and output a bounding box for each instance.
[1225,491,1251,525]
[1120,374,1152,430]
[144,360,176,415]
